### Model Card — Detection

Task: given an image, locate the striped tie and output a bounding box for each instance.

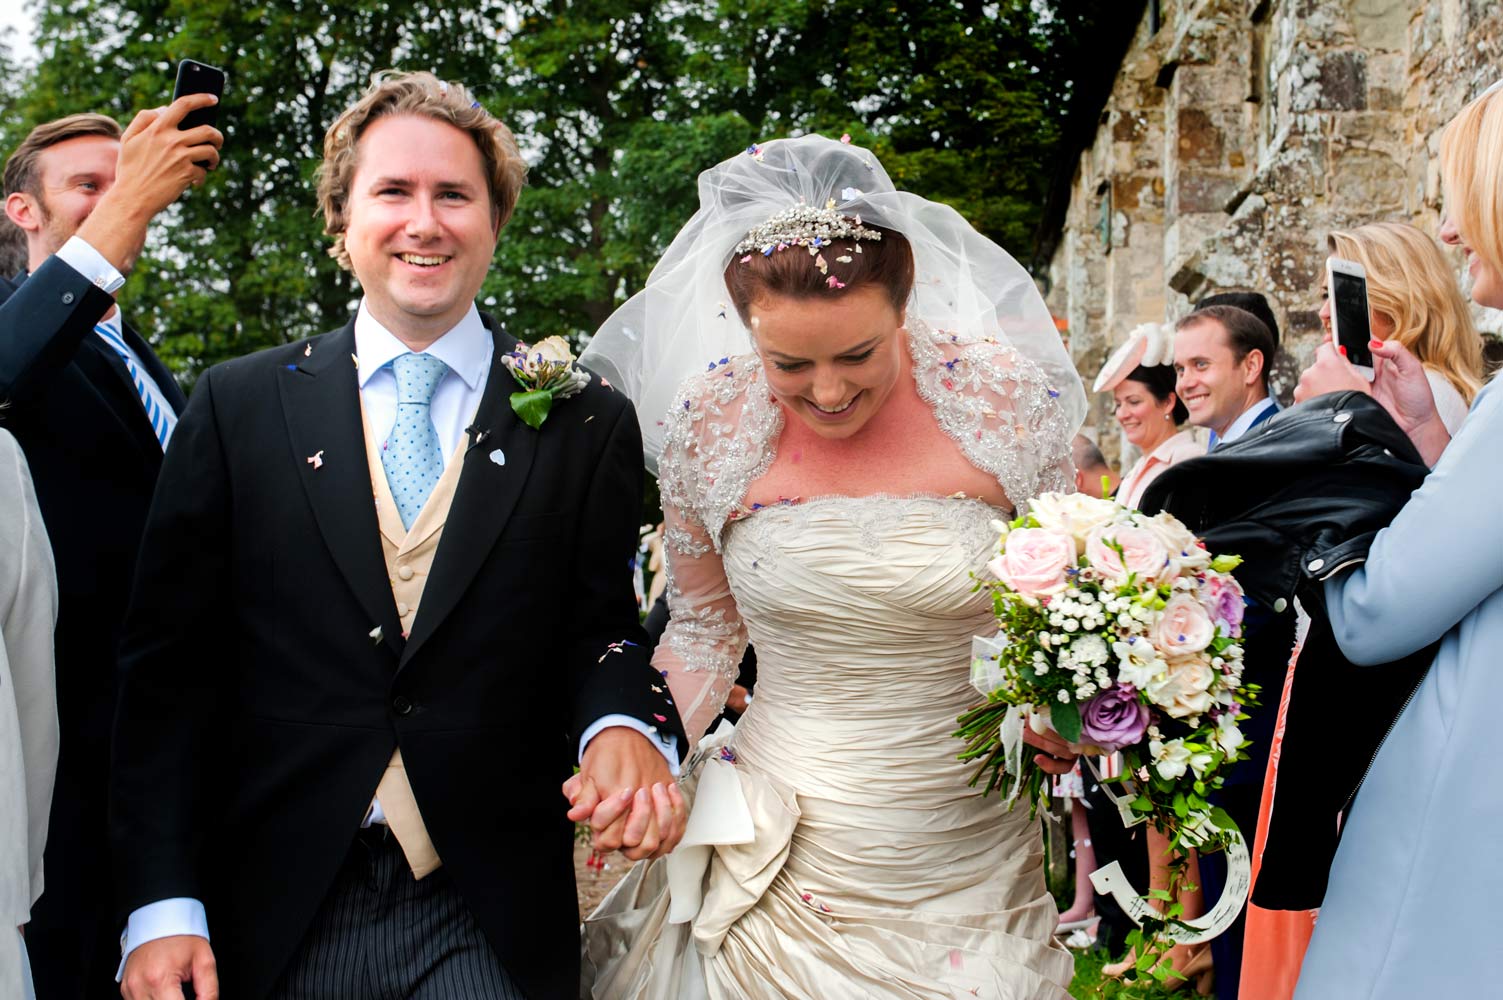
[94,322,171,449]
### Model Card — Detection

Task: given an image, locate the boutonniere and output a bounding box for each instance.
[501,335,591,429]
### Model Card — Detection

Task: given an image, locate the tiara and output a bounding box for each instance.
[733,201,883,257]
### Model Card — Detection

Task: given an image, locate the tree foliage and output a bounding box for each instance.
[1,0,1117,383]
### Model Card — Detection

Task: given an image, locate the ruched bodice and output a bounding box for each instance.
[582,498,1075,999]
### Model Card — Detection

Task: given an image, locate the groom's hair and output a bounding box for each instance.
[724,221,914,326]
[316,70,528,270]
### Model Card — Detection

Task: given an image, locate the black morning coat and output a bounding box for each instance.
[0,257,188,993]
[109,313,687,1000]
[1140,391,1436,910]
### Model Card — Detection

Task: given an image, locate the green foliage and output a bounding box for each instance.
[4,0,1117,386]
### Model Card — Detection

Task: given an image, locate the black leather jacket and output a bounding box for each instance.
[1141,392,1436,910]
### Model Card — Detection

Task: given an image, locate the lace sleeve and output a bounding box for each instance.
[909,321,1076,508]
[651,362,764,740]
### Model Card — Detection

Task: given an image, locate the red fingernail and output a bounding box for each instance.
[1369,338,1383,348]
[1338,345,1347,357]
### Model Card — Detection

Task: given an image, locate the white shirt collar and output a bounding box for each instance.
[1218,396,1277,445]
[353,300,490,390]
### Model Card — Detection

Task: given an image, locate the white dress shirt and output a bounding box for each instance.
[55,237,179,448]
[119,300,677,973]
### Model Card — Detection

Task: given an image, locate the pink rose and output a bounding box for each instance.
[1085,524,1170,584]
[1200,573,1245,638]
[989,528,1076,597]
[1155,594,1216,656]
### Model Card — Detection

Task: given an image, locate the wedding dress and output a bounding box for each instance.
[581,323,1077,999]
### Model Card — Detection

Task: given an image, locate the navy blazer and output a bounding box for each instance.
[0,256,185,994]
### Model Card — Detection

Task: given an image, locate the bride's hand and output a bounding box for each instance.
[1022,726,1079,774]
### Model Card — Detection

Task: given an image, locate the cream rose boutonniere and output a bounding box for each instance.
[502,336,592,429]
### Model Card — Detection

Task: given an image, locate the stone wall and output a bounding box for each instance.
[1046,0,1503,465]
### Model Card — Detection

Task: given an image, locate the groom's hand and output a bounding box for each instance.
[566,726,686,861]
[121,934,218,1000]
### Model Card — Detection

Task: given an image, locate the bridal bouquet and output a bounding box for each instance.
[956,492,1258,854]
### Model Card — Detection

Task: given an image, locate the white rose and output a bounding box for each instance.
[1215,716,1244,756]
[1143,511,1212,572]
[532,335,577,365]
[1144,654,1216,719]
[1028,491,1122,541]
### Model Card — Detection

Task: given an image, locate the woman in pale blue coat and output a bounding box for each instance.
[1290,82,1503,999]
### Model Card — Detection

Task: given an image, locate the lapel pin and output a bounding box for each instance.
[307,450,325,470]
[488,448,506,466]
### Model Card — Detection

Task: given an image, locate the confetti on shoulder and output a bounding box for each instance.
[304,343,313,357]
[306,450,324,470]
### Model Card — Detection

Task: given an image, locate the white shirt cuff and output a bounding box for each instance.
[580,715,680,776]
[116,897,209,981]
[55,235,126,293]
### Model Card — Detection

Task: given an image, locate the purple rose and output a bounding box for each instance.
[1079,686,1151,752]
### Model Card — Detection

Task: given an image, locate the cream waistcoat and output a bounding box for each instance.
[360,401,468,879]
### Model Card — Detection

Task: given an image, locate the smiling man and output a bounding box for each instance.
[110,72,686,1000]
[1173,304,1279,450]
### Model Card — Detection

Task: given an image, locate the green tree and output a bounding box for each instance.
[7,0,1118,381]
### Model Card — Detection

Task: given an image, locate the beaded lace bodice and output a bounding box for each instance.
[652,321,1074,737]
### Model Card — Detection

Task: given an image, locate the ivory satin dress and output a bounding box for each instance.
[582,325,1077,999]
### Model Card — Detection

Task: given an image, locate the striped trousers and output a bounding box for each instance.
[271,827,526,999]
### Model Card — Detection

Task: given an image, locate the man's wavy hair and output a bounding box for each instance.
[315,70,528,270]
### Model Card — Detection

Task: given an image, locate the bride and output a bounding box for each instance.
[579,135,1085,999]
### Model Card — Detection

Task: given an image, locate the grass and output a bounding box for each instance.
[1068,947,1216,999]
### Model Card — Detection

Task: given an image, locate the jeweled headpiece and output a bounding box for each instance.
[732,201,884,257]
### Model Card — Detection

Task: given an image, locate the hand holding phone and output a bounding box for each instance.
[172,59,226,167]
[1327,257,1375,381]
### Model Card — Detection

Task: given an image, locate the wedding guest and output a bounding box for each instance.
[1094,321,1201,507]
[1321,221,1483,434]
[0,100,221,998]
[1290,79,1503,1000]
[1071,434,1119,499]
[0,428,58,1000]
[1239,219,1483,1000]
[1170,304,1295,999]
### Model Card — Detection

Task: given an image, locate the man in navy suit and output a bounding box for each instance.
[0,96,222,998]
[1169,301,1288,1000]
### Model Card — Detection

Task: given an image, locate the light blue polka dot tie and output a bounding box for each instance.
[382,352,450,530]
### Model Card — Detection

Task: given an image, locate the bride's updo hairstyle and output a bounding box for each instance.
[723,221,915,327]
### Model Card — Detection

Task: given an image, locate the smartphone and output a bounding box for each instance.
[1327,257,1375,379]
[172,59,225,165]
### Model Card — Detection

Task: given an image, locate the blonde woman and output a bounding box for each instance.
[1292,81,1503,998]
[1320,221,1483,434]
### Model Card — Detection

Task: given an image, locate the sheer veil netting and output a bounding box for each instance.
[579,133,1086,474]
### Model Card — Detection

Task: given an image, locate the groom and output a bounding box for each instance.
[111,72,686,1000]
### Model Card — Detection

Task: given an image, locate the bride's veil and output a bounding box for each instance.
[580,134,1086,475]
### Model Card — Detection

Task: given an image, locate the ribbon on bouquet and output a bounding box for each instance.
[1080,756,1252,943]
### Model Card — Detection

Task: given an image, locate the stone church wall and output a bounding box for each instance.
[1047,0,1503,463]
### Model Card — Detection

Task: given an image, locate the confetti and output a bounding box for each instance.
[488,449,506,466]
[369,625,383,644]
[351,353,360,367]
[840,133,852,144]
[304,343,313,357]
[584,414,595,423]
[306,450,324,469]
[814,253,828,275]
[836,255,853,264]
[740,254,752,264]
[826,276,846,289]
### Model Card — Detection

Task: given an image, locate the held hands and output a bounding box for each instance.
[1295,334,1450,465]
[120,934,217,1000]
[563,726,687,862]
[1022,725,1079,775]
[77,93,224,275]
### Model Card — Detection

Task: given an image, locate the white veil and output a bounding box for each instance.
[580,134,1086,475]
